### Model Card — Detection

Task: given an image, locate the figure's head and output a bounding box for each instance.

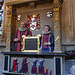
[43,25,51,32]
[23,57,27,61]
[20,22,25,28]
[20,22,27,28]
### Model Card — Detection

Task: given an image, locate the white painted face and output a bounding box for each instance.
[14,58,17,60]
[20,22,25,28]
[44,26,49,32]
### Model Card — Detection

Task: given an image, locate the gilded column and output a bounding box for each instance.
[6,5,12,51]
[53,0,62,53]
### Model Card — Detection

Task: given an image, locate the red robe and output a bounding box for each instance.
[14,29,32,51]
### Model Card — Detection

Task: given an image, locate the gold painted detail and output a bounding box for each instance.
[54,12,60,31]
[54,24,60,30]
[6,5,12,50]
[7,33,10,42]
[7,10,12,15]
[56,40,60,49]
[53,7,59,11]
[54,12,59,21]
[7,39,10,42]
[6,33,10,49]
[8,5,12,10]
[8,18,12,23]
[55,36,59,42]
[54,17,59,21]
[54,0,59,4]
[53,6,61,51]
[22,34,41,52]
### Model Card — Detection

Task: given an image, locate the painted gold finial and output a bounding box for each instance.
[32,15,36,17]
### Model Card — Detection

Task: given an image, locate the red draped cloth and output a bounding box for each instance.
[14,29,32,52]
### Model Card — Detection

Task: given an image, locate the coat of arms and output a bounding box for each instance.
[27,14,41,30]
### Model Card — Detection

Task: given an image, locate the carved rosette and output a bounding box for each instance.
[53,0,62,53]
[6,5,12,51]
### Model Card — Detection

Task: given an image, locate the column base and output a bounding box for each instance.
[53,50,62,53]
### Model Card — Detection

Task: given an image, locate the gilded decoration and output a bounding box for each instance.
[6,5,12,50]
[54,24,60,31]
[22,34,41,52]
[6,33,10,49]
[53,6,61,52]
[54,0,59,4]
[53,7,59,12]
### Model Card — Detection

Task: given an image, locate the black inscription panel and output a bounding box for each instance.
[24,38,37,50]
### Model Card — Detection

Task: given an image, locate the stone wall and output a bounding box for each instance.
[61,0,75,51]
[0,54,3,75]
[1,0,75,74]
[62,0,75,43]
[0,35,6,75]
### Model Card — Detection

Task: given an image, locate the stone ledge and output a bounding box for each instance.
[0,43,6,47]
[62,43,75,46]
[0,45,6,47]
[3,72,28,75]
[62,43,75,52]
[1,52,65,56]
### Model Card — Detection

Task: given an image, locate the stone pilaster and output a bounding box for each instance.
[6,5,12,51]
[53,0,62,53]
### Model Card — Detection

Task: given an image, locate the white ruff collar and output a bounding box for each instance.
[19,27,27,31]
[42,31,51,34]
